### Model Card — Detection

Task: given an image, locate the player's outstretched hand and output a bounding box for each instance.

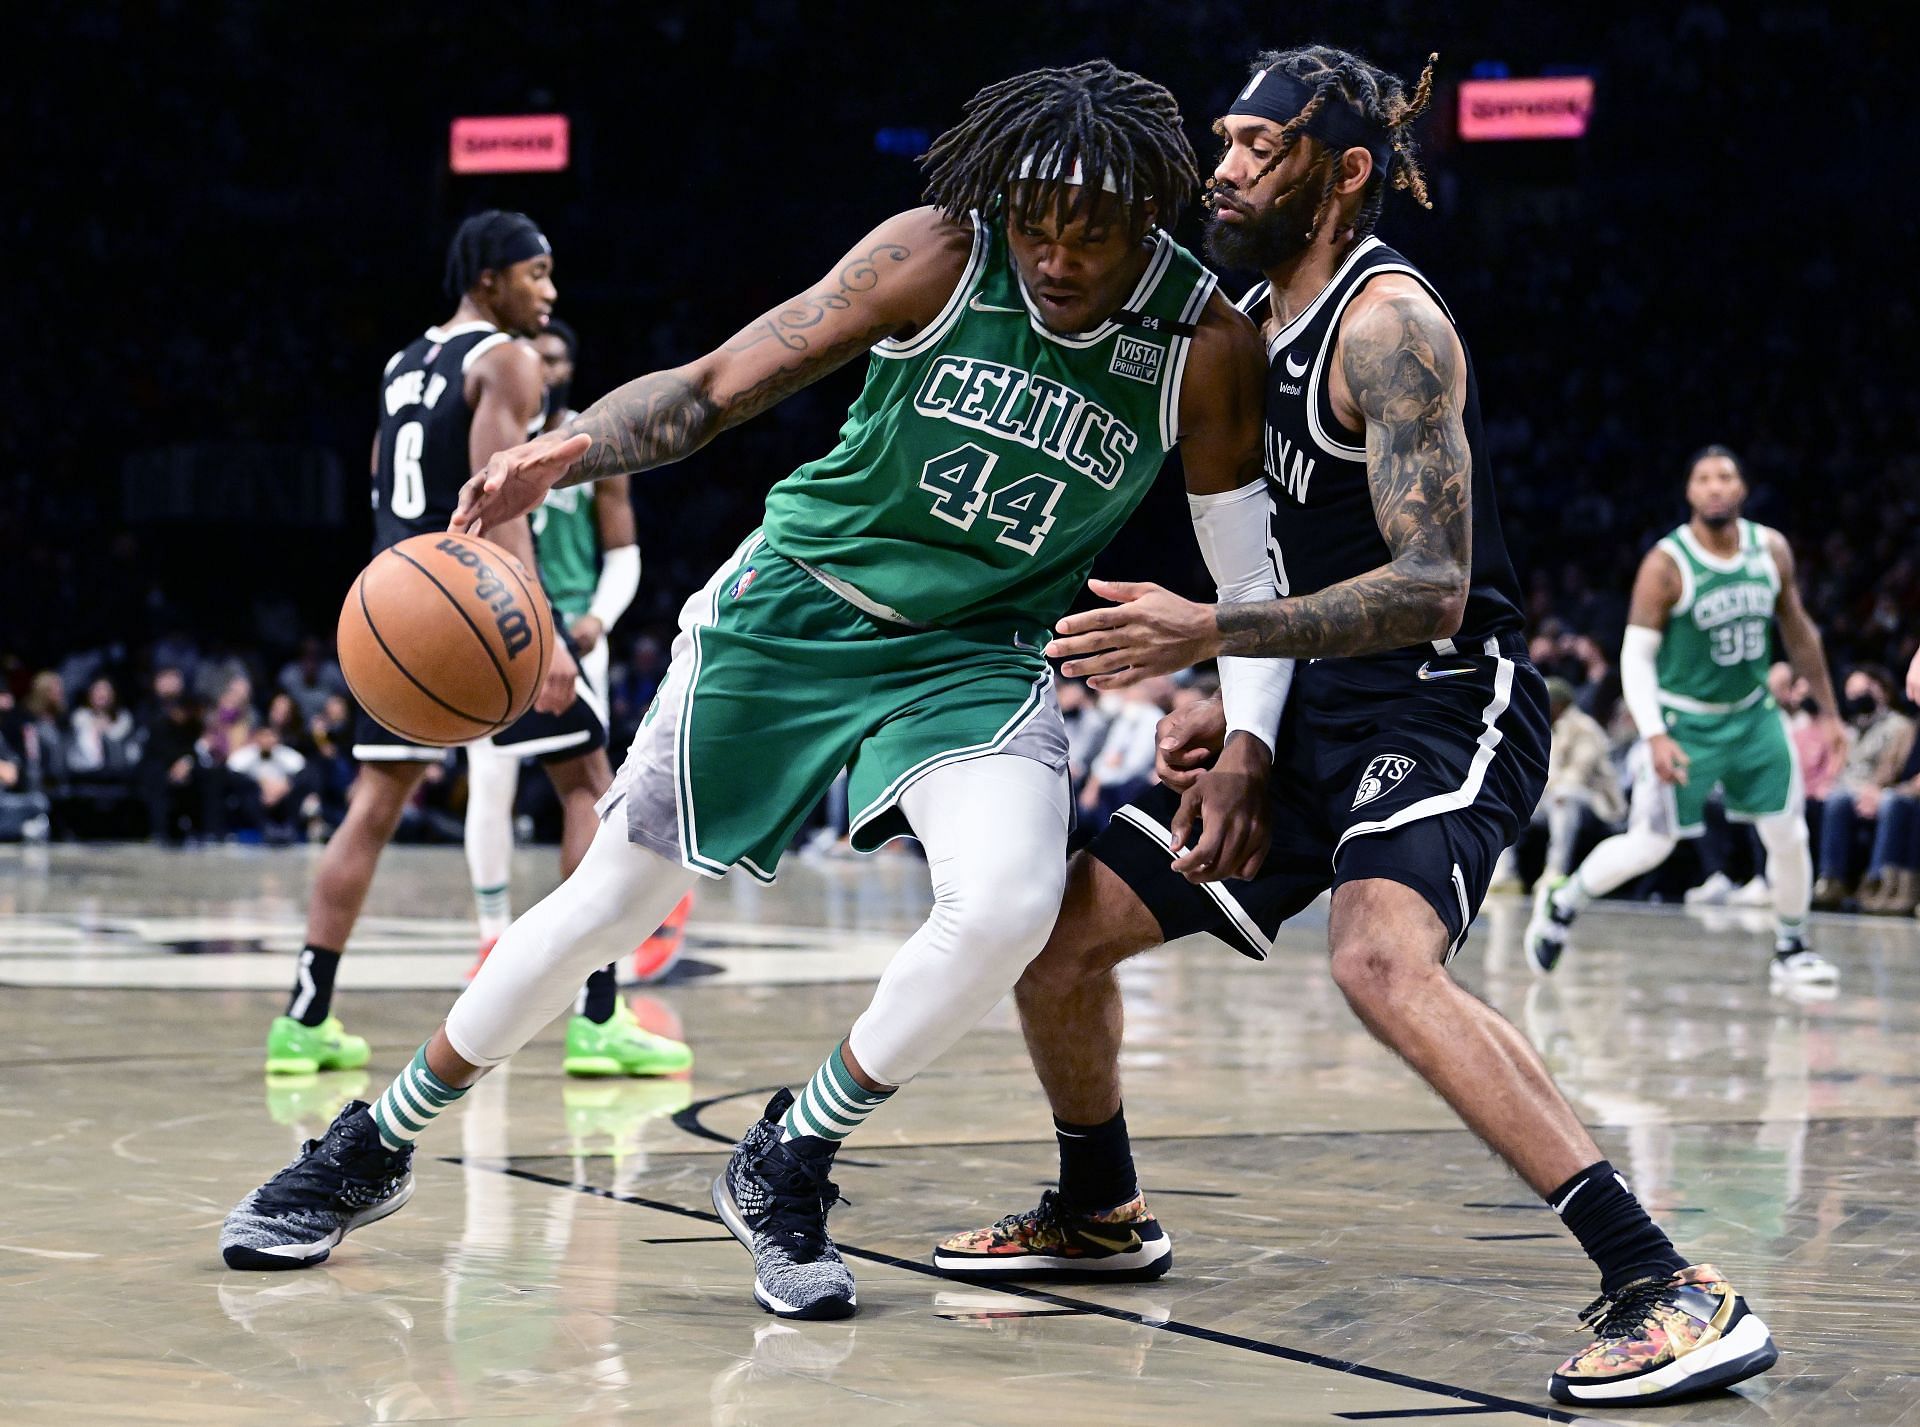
[451,432,593,536]
[1168,736,1273,884]
[1047,580,1221,690]
[536,638,582,715]
[1155,695,1227,792]
[1648,732,1690,786]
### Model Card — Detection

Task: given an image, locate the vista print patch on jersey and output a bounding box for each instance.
[1352,753,1417,810]
[1109,335,1164,384]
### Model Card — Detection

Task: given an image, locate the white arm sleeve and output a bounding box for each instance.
[1188,480,1294,755]
[586,543,641,630]
[1620,624,1667,741]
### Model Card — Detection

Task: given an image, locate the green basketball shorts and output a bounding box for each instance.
[599,532,1067,881]
[1635,701,1800,837]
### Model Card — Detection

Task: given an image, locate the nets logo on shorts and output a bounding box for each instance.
[1352,753,1417,810]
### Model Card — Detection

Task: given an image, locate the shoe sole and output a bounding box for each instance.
[710,1172,856,1320]
[932,1235,1173,1282]
[565,1056,694,1078]
[1550,1307,1778,1405]
[221,1175,415,1272]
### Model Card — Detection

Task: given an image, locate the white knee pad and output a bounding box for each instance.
[847,755,1068,1087]
[1754,810,1811,922]
[445,807,699,1066]
[463,739,521,891]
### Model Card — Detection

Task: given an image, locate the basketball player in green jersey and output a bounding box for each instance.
[221,63,1272,1321]
[1527,445,1848,987]
[461,317,690,1076]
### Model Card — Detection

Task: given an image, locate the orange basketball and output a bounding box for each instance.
[337,533,554,746]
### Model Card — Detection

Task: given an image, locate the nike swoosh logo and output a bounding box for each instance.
[969,293,1024,314]
[1416,661,1478,681]
[1077,1229,1143,1253]
[1284,353,1309,378]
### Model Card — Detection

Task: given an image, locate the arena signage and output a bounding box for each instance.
[450,114,570,173]
[1457,77,1594,140]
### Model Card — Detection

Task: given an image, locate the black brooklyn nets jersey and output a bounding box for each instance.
[1236,237,1523,652]
[371,321,531,556]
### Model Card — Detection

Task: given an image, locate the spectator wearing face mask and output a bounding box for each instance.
[1812,665,1913,907]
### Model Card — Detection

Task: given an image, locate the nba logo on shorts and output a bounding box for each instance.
[1352,753,1417,810]
[729,566,757,600]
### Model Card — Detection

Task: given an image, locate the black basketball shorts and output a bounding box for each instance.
[351,673,608,767]
[1092,636,1549,960]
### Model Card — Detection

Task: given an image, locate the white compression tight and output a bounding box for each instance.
[445,753,1069,1081]
[1754,810,1811,928]
[463,740,521,902]
[847,753,1068,1087]
[1561,823,1676,911]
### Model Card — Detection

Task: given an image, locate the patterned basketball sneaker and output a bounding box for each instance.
[1770,936,1838,989]
[562,1001,694,1077]
[710,1090,857,1320]
[221,1101,414,1271]
[1525,876,1577,974]
[263,1015,372,1075]
[1549,1264,1778,1406]
[933,1190,1172,1280]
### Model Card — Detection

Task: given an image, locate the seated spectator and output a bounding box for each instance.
[1813,666,1913,907]
[138,670,208,843]
[0,726,52,842]
[198,675,255,767]
[1493,676,1626,891]
[296,692,356,833]
[1078,677,1172,837]
[17,671,69,800]
[67,676,139,778]
[1856,734,1920,915]
[277,637,348,724]
[224,724,310,844]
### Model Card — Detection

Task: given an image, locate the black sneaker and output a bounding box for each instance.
[1525,875,1578,974]
[710,1090,856,1320]
[933,1189,1172,1280]
[221,1101,414,1270]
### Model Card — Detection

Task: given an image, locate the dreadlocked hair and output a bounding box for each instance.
[1211,45,1438,242]
[920,60,1198,241]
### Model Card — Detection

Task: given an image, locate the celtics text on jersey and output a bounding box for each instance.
[1656,519,1781,713]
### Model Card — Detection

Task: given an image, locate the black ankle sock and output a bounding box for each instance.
[287,945,341,1027]
[1548,1160,1689,1296]
[1056,1106,1138,1213]
[579,964,619,1024]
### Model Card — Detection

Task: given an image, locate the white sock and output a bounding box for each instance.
[464,741,519,941]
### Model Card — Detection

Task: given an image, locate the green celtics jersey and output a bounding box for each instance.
[760,213,1218,628]
[531,481,599,620]
[1655,518,1781,711]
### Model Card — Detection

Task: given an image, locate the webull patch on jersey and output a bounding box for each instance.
[1108,335,1163,385]
[1352,753,1417,810]
[433,538,536,659]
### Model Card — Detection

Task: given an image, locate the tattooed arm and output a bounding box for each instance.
[451,207,974,534]
[1217,278,1471,657]
[1050,278,1472,685]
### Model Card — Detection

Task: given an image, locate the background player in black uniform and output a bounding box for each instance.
[264,213,689,1080]
[937,48,1777,1408]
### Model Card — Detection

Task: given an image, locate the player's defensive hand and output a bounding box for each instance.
[1648,732,1690,786]
[1048,581,1221,690]
[451,432,593,537]
[537,639,581,716]
[1155,695,1227,792]
[1168,734,1273,884]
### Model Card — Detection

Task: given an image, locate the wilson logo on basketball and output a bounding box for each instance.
[435,538,535,658]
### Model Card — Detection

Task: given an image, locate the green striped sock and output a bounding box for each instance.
[369,1044,467,1151]
[781,1045,892,1143]
[474,884,512,942]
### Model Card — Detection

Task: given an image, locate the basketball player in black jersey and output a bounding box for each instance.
[267,212,687,1082]
[937,49,1777,1406]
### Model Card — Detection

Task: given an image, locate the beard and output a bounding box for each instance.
[1202,162,1331,272]
[1696,509,1738,529]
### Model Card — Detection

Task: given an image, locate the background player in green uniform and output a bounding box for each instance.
[1527,445,1848,987]
[223,63,1272,1323]
[461,318,687,1076]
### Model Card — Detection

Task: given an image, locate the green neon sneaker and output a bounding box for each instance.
[563,1001,693,1078]
[264,1016,373,1076]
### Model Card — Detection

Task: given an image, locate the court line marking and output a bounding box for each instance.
[442,1155,1597,1425]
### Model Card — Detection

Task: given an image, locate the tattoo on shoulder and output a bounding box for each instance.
[725,242,913,355]
[1215,293,1473,659]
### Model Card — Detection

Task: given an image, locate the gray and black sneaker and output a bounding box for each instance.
[711,1089,856,1320]
[221,1101,414,1271]
[1526,875,1578,974]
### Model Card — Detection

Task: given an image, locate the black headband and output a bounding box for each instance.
[1226,68,1394,181]
[445,210,553,298]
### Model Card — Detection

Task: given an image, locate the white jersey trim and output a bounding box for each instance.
[873,212,989,361]
[1015,228,1175,350]
[1158,269,1220,451]
[1656,538,1697,617]
[1303,262,1456,463]
[1248,235,1384,356]
[1674,522,1750,574]
[461,331,513,372]
[426,321,499,343]
[1333,654,1514,855]
[1109,803,1276,960]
